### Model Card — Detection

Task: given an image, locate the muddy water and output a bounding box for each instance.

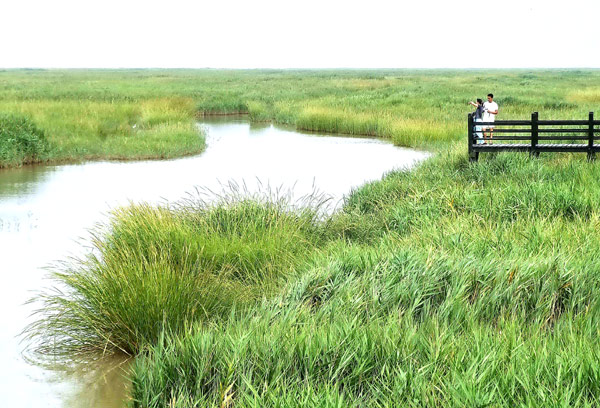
[0,118,429,407]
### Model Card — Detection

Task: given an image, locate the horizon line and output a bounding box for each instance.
[2,67,599,71]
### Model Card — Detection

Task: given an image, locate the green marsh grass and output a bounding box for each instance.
[132,309,600,407]
[129,146,600,407]
[0,113,48,167]
[25,187,328,359]
[2,69,600,166]
[0,97,204,166]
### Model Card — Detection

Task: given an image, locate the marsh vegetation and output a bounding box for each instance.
[27,190,327,359]
[133,149,600,406]
[2,69,600,167]
[13,69,600,406]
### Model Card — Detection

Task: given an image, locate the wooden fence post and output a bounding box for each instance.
[588,112,595,161]
[468,114,478,162]
[531,112,539,157]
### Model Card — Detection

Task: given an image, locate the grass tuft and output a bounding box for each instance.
[25,188,328,360]
[0,113,48,167]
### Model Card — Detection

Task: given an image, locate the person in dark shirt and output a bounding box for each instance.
[469,98,485,144]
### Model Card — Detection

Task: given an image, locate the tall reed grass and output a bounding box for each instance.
[132,308,600,407]
[0,97,203,167]
[25,188,328,359]
[129,145,600,407]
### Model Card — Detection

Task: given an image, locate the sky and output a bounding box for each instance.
[2,0,600,69]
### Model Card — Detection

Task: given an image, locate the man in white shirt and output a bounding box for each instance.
[483,93,499,144]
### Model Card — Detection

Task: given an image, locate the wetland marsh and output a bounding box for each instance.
[3,69,600,407]
[0,117,426,407]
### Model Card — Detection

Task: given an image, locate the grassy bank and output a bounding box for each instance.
[2,69,600,167]
[123,148,600,407]
[0,95,204,168]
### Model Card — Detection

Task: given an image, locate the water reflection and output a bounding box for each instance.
[0,163,57,200]
[0,118,429,407]
[61,357,132,408]
[248,121,271,131]
[34,356,133,408]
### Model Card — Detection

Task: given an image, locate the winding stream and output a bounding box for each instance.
[0,118,429,407]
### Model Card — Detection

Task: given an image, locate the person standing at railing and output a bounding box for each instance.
[468,98,485,144]
[482,93,499,144]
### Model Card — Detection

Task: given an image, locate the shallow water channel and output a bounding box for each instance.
[0,118,429,407]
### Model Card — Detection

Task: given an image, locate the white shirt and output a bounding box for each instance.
[483,101,498,122]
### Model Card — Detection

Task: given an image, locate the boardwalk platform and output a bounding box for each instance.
[468,112,600,161]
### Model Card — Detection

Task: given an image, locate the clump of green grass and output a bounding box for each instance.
[25,189,328,360]
[0,113,48,167]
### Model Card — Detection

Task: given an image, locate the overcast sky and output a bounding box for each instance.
[2,0,600,69]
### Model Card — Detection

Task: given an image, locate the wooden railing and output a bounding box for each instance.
[468,112,600,162]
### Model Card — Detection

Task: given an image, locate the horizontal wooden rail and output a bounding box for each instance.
[538,136,590,140]
[488,128,592,134]
[487,129,533,133]
[475,136,531,141]
[538,120,592,125]
[477,120,531,126]
[472,136,600,141]
[468,112,598,162]
[538,129,589,133]
[476,120,600,126]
